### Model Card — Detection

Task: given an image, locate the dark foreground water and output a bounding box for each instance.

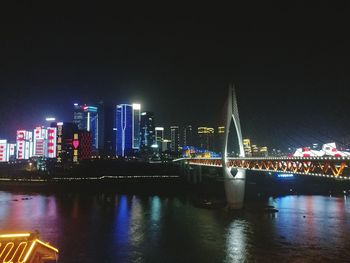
[1,191,350,262]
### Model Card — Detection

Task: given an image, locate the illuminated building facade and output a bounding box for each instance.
[170,126,180,153]
[54,122,79,163]
[215,126,225,152]
[116,104,142,157]
[132,104,141,150]
[197,127,214,151]
[0,140,9,162]
[140,111,155,149]
[259,146,268,157]
[155,127,164,151]
[16,130,33,160]
[47,127,57,158]
[243,138,252,157]
[183,125,193,146]
[73,104,100,151]
[78,130,92,160]
[33,127,47,157]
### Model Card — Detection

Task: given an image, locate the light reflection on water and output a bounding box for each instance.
[1,191,350,262]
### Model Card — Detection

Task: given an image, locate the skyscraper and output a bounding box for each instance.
[197,127,214,151]
[115,103,141,157]
[170,126,180,153]
[243,138,252,157]
[183,125,193,146]
[73,104,100,151]
[155,127,164,151]
[140,111,155,149]
[132,104,141,150]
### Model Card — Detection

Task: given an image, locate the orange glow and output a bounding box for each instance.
[0,233,58,263]
[0,233,30,238]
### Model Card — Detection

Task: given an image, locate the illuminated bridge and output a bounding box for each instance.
[174,156,350,180]
[175,85,350,209]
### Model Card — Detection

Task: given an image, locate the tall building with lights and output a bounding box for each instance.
[115,103,141,157]
[132,104,141,150]
[197,127,214,151]
[73,104,101,152]
[0,140,9,162]
[16,130,33,160]
[155,127,164,151]
[170,126,180,153]
[243,139,252,157]
[215,126,225,152]
[183,125,193,146]
[140,111,155,149]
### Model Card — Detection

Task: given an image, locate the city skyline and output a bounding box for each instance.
[1,4,350,149]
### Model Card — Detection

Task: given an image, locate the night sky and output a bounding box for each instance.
[1,3,350,149]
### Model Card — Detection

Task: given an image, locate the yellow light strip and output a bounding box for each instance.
[22,241,36,263]
[0,233,31,239]
[35,239,59,253]
[1,242,14,262]
[3,241,27,263]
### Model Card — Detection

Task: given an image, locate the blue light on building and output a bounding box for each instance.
[116,104,133,157]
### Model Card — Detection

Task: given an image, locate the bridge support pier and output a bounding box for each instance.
[224,168,246,209]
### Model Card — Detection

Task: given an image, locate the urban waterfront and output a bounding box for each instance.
[1,188,350,262]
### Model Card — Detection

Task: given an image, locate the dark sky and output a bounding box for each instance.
[1,2,350,149]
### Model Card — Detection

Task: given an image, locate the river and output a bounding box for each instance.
[0,191,350,262]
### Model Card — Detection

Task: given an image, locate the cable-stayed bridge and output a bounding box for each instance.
[174,85,350,209]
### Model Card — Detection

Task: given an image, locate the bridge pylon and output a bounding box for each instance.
[222,84,246,209]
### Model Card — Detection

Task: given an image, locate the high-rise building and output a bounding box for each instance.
[259,146,268,157]
[53,122,79,163]
[183,125,193,146]
[197,127,214,151]
[251,144,259,156]
[140,111,155,149]
[155,127,164,151]
[0,140,9,162]
[170,126,180,153]
[215,126,225,152]
[132,104,141,150]
[33,127,47,157]
[73,104,100,152]
[16,130,33,160]
[78,130,92,160]
[243,138,252,157]
[115,103,141,157]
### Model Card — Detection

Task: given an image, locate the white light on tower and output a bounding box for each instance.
[132,103,141,110]
[45,117,56,122]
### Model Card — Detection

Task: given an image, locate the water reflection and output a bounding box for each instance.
[225,220,249,262]
[1,191,350,262]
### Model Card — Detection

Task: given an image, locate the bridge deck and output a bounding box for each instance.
[174,157,350,179]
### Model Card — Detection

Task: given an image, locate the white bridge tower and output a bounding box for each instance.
[222,85,246,209]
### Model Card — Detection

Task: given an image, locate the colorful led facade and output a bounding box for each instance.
[73,104,99,151]
[0,140,9,162]
[56,122,63,162]
[47,127,57,158]
[16,130,33,160]
[78,130,92,160]
[33,127,47,157]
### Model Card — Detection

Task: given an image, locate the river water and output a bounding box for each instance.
[0,191,350,262]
